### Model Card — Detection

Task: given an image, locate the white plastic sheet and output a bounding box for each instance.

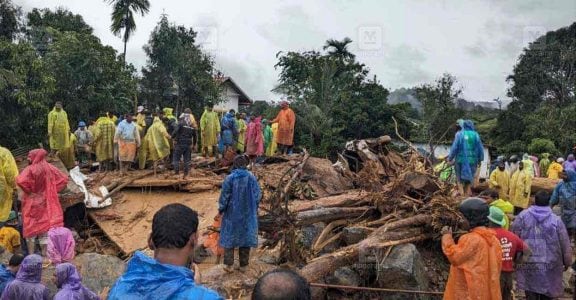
[69,167,112,208]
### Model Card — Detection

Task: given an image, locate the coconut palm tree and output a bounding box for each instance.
[107,0,150,61]
[323,37,355,59]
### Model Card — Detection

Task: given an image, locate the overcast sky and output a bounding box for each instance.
[15,0,576,102]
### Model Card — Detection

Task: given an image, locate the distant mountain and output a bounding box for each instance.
[388,88,503,112]
[387,88,422,111]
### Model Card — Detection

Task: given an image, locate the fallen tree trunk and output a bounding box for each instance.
[295,206,376,226]
[289,191,368,212]
[128,178,221,188]
[301,227,424,283]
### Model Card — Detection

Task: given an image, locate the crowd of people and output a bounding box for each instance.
[47,100,297,177]
[438,118,576,300]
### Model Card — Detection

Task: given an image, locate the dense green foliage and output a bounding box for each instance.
[271,38,414,157]
[140,15,221,119]
[0,3,135,149]
[492,22,576,155]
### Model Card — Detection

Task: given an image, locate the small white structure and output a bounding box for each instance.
[215,77,252,112]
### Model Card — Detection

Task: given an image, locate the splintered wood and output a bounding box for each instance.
[257,136,466,284]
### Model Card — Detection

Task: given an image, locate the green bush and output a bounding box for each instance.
[498,140,527,157]
[527,138,558,156]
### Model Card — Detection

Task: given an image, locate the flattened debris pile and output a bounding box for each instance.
[257,137,463,294]
[87,168,223,195]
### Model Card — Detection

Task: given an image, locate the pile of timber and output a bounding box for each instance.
[87,169,223,196]
[258,137,465,287]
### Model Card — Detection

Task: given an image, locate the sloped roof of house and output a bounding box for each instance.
[216,76,253,105]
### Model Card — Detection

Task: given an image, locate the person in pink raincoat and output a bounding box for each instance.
[47,227,76,265]
[245,116,264,159]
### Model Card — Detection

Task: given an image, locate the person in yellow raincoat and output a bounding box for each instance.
[93,113,116,171]
[0,146,18,222]
[163,107,177,122]
[144,117,171,173]
[200,103,220,157]
[136,106,146,128]
[442,198,502,300]
[267,122,278,156]
[489,160,509,200]
[47,102,70,154]
[509,161,532,214]
[480,189,514,230]
[235,113,247,153]
[548,157,564,179]
[58,133,76,169]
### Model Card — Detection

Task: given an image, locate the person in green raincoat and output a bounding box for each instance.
[47,102,70,155]
[235,113,247,153]
[162,108,177,122]
[539,153,551,178]
[200,103,220,157]
[262,119,273,156]
[434,155,455,183]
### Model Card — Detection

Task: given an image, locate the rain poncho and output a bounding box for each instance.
[547,161,563,179]
[539,153,551,177]
[263,121,273,155]
[16,149,68,238]
[512,206,573,298]
[48,108,71,151]
[433,161,454,182]
[94,117,115,162]
[59,133,76,169]
[245,118,264,156]
[47,227,76,265]
[0,146,18,222]
[509,168,532,209]
[162,108,177,122]
[54,263,99,300]
[200,109,220,148]
[143,118,171,162]
[1,254,49,300]
[271,107,296,146]
[267,123,278,156]
[0,265,15,296]
[220,113,237,147]
[563,154,576,172]
[550,169,576,229]
[108,251,222,300]
[136,113,146,128]
[235,119,246,152]
[442,226,502,300]
[522,154,535,178]
[218,168,261,248]
[448,120,484,183]
[530,156,540,177]
[489,168,509,200]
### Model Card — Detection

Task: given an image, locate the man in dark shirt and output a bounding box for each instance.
[172,116,197,179]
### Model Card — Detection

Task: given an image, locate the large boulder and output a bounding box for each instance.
[341,227,372,245]
[297,222,326,249]
[376,243,430,300]
[201,260,277,298]
[326,266,362,288]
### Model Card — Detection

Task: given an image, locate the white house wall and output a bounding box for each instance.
[217,84,240,112]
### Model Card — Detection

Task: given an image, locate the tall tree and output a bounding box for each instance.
[107,0,150,61]
[141,15,220,118]
[0,0,20,41]
[323,37,355,59]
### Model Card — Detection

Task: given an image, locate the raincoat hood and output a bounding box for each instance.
[47,227,76,265]
[15,255,42,283]
[541,153,550,159]
[456,119,465,128]
[471,226,499,247]
[523,153,530,160]
[463,120,475,131]
[108,252,222,300]
[528,205,553,223]
[163,108,174,116]
[28,149,48,165]
[55,263,81,290]
[568,154,575,161]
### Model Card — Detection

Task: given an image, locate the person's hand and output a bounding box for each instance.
[441,226,452,235]
[99,287,110,299]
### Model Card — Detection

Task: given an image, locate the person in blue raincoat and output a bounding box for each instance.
[220,110,238,154]
[550,170,576,239]
[218,155,261,273]
[108,204,222,300]
[448,119,484,196]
